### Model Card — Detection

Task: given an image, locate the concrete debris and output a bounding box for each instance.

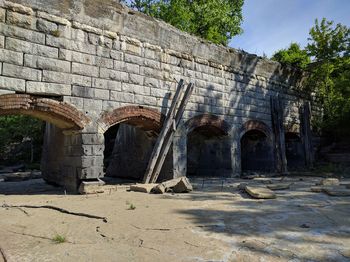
[237,183,248,190]
[310,186,324,193]
[318,178,340,186]
[152,177,193,194]
[2,171,41,182]
[245,186,276,199]
[252,177,272,184]
[78,179,105,194]
[267,183,292,190]
[130,183,158,193]
[172,177,193,193]
[322,186,350,196]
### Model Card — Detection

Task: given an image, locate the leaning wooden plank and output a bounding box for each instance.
[142,80,185,183]
[270,96,287,174]
[150,83,194,183]
[300,102,314,168]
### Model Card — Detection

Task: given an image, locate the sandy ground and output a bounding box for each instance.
[0,176,350,262]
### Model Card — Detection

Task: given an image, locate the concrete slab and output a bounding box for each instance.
[318,178,340,186]
[130,183,158,193]
[322,186,350,196]
[78,179,105,194]
[267,183,292,190]
[245,186,276,199]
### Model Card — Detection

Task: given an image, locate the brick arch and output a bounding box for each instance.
[185,114,231,135]
[98,105,165,134]
[0,94,89,130]
[239,120,272,140]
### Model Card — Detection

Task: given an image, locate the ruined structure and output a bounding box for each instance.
[0,0,313,191]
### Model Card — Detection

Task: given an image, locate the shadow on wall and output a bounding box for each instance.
[104,123,172,182]
[285,132,305,170]
[187,125,231,177]
[241,129,274,173]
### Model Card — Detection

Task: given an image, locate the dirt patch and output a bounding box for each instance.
[0,177,349,261]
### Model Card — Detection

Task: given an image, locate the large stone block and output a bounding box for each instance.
[26,81,71,96]
[0,23,45,44]
[110,91,134,103]
[0,75,25,91]
[24,54,70,73]
[92,78,121,91]
[6,37,58,58]
[0,48,23,65]
[3,63,41,81]
[72,62,99,77]
[36,18,58,33]
[6,11,35,29]
[100,67,128,82]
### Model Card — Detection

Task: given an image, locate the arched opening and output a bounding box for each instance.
[100,106,172,182]
[186,114,231,177]
[285,132,304,170]
[240,120,274,173]
[0,94,88,192]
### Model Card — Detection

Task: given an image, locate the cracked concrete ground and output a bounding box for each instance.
[0,176,349,262]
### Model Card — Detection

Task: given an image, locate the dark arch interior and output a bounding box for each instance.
[103,121,173,183]
[0,114,77,193]
[187,125,231,177]
[241,129,274,173]
[285,132,305,170]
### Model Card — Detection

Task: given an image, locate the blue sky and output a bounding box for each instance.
[230,0,350,57]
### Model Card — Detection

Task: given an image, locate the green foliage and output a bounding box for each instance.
[271,42,310,69]
[306,18,349,61]
[127,203,136,210]
[305,19,350,138]
[271,18,350,140]
[0,115,44,164]
[52,234,67,244]
[125,0,244,45]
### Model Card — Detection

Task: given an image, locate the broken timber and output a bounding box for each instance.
[271,96,287,173]
[143,80,194,183]
[300,102,314,168]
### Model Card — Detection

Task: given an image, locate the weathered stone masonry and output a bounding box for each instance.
[0,0,312,191]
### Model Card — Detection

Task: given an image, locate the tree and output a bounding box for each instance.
[124,0,244,45]
[305,18,350,138]
[272,42,310,69]
[0,115,44,164]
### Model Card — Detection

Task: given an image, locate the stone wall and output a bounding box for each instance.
[0,0,312,191]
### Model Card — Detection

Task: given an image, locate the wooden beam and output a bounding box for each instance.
[142,80,185,183]
[300,101,314,168]
[271,96,287,174]
[150,83,194,183]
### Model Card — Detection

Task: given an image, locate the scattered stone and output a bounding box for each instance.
[152,184,166,194]
[242,172,260,179]
[130,183,158,193]
[267,183,292,190]
[245,186,276,199]
[78,179,105,194]
[253,177,272,184]
[172,177,193,193]
[151,177,193,194]
[322,186,350,196]
[318,178,340,186]
[237,183,248,190]
[300,223,310,228]
[310,186,324,193]
[3,171,32,182]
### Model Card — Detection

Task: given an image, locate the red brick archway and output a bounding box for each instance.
[185,114,231,135]
[98,105,165,134]
[0,94,89,130]
[239,120,272,140]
